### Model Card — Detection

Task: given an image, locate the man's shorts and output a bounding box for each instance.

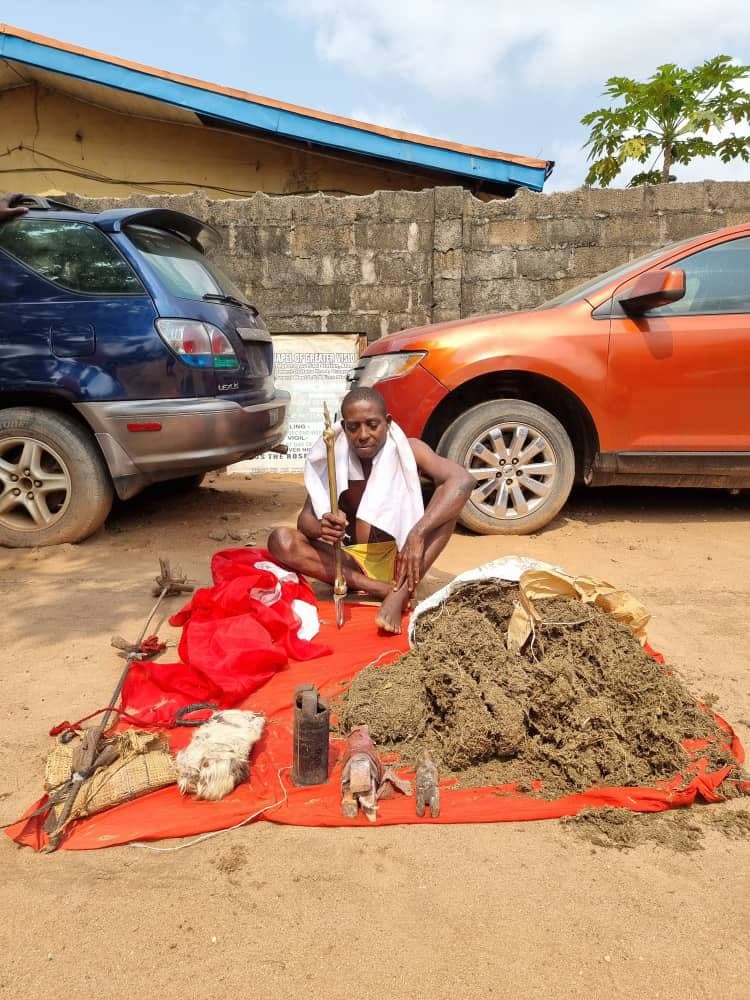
[343,540,398,583]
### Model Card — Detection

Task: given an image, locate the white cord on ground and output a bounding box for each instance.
[125,652,401,853]
[125,765,290,853]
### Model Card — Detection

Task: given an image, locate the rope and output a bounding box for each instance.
[125,766,291,853]
[50,702,221,737]
[49,707,159,737]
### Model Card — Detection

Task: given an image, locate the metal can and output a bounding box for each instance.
[292,684,330,786]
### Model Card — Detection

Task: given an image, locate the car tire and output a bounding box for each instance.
[438,399,575,535]
[0,407,113,547]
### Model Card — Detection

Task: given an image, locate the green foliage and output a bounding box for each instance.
[581,56,750,186]
[629,169,676,186]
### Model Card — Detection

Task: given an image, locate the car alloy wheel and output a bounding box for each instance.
[0,435,72,532]
[466,421,558,521]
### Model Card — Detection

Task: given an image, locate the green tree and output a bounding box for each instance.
[582,56,750,187]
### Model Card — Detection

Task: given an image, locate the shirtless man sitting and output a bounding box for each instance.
[268,387,474,633]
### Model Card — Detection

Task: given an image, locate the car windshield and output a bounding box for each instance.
[534,238,691,310]
[126,225,247,302]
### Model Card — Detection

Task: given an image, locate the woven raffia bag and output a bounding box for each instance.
[45,730,177,823]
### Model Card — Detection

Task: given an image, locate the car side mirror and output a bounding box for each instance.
[617,269,685,315]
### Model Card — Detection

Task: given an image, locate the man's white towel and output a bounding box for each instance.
[303,420,424,550]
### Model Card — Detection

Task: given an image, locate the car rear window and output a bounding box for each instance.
[125,226,247,302]
[0,219,144,294]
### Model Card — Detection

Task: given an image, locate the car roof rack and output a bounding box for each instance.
[14,195,84,212]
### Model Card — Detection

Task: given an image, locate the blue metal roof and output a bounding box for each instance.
[0,25,553,192]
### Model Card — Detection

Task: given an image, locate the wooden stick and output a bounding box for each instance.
[323,403,347,627]
[42,560,195,851]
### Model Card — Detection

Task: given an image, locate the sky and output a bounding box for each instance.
[3,0,750,192]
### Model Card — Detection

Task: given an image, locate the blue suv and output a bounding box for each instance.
[0,195,289,547]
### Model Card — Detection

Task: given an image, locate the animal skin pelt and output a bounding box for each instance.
[175,710,265,801]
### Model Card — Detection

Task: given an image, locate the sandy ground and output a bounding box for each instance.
[1,472,749,1000]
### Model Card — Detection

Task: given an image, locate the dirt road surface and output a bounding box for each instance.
[2,473,749,1000]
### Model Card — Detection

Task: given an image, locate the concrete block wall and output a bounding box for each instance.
[460,182,749,316]
[72,181,749,339]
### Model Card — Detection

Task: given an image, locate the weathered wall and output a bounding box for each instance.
[73,181,750,338]
[459,182,749,316]
[0,84,440,199]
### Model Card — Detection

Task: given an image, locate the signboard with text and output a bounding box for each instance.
[231,333,363,475]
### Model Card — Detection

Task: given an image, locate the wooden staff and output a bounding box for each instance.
[42,559,194,851]
[323,403,347,627]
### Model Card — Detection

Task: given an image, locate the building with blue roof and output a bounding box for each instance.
[0,24,553,199]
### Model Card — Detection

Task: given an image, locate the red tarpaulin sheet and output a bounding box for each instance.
[8,603,746,851]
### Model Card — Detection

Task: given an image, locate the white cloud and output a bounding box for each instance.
[286,0,750,101]
[287,0,526,98]
[184,0,258,50]
[348,104,427,135]
[668,155,750,183]
[542,138,589,192]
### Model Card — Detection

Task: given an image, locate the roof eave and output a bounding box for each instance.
[0,28,551,192]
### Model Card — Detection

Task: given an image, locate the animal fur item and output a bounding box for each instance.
[175,710,265,801]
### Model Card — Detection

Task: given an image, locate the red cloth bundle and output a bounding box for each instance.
[120,548,331,725]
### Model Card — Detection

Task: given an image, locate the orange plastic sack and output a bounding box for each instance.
[7,603,746,851]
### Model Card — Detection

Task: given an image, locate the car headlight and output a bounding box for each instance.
[347,352,426,388]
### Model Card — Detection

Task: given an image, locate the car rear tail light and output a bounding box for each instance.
[156,319,240,369]
[209,327,240,369]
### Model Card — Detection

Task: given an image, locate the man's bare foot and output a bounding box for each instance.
[375,587,411,634]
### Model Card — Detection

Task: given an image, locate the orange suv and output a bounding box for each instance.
[348,223,750,534]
